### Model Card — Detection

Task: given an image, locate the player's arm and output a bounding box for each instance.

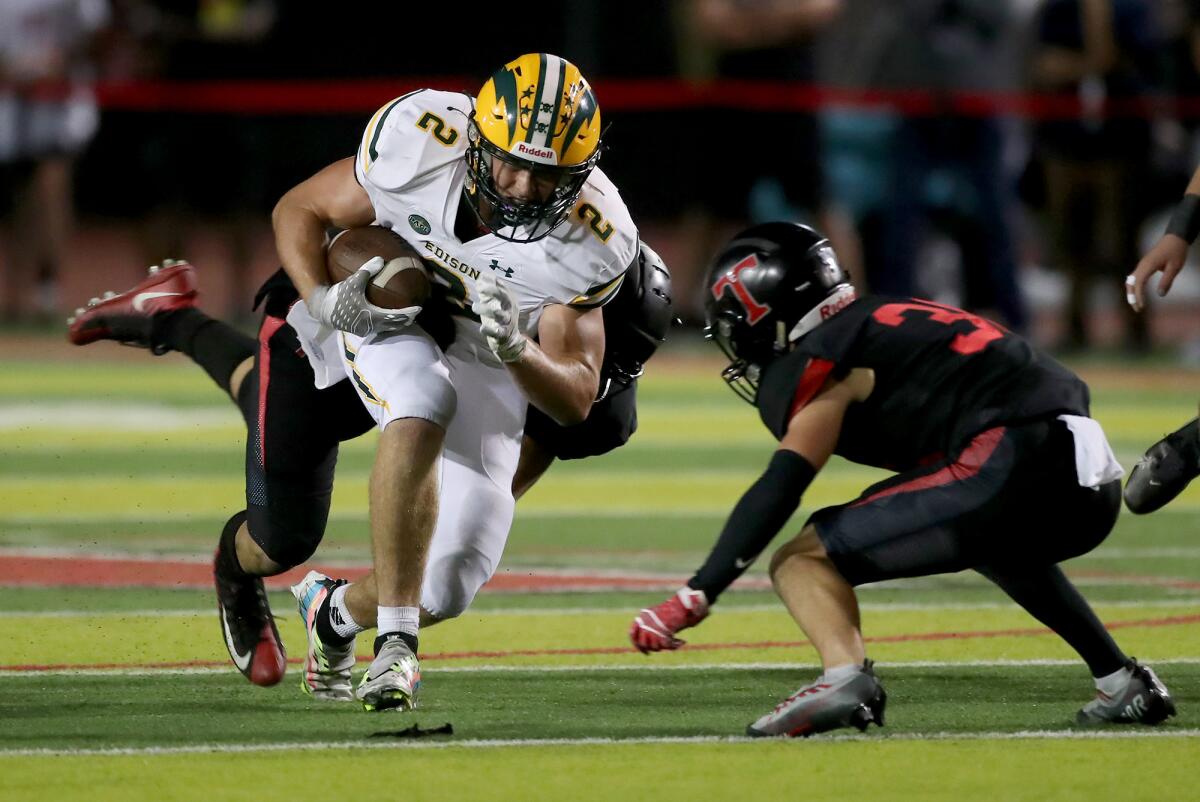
[630,368,873,653]
[1127,165,1200,312]
[474,281,605,426]
[272,157,375,304]
[272,158,417,335]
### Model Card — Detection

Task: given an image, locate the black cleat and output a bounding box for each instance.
[214,548,286,687]
[1124,418,1200,514]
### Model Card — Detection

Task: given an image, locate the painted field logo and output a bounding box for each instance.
[408,214,431,235]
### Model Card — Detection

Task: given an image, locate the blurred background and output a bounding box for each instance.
[3,0,1200,357]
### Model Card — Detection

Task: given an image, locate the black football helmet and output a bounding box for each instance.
[598,242,674,400]
[704,222,856,403]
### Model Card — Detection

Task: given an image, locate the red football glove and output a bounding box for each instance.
[630,587,710,653]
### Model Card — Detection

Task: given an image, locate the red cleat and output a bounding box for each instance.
[67,260,198,353]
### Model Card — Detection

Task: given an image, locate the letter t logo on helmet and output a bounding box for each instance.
[704,222,856,404]
[464,53,603,243]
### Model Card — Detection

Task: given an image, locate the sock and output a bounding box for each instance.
[215,511,250,579]
[157,308,254,394]
[376,605,420,655]
[315,583,362,646]
[821,663,862,682]
[374,631,419,656]
[1095,664,1134,698]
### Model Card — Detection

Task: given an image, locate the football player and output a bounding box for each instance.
[68,241,668,699]
[69,54,641,712]
[629,222,1176,736]
[1122,169,1200,515]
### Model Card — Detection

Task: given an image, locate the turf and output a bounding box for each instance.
[3,664,1198,750]
[2,346,1199,800]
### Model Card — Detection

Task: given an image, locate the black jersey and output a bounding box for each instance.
[757,296,1090,471]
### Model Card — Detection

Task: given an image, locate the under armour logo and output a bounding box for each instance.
[489,258,515,278]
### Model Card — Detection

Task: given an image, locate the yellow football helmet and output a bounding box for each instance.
[465,53,603,242]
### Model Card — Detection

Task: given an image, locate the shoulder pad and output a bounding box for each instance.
[355,90,472,191]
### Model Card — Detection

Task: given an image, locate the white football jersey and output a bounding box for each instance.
[354,89,637,347]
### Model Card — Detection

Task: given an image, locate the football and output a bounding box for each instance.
[326,225,431,309]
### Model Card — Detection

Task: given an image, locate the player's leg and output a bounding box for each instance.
[1123,416,1200,514]
[978,431,1176,725]
[310,372,630,636]
[769,526,864,669]
[219,312,372,689]
[978,560,1174,725]
[745,522,884,738]
[748,425,1028,737]
[323,328,454,711]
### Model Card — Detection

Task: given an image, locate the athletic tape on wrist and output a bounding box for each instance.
[1166,194,1200,244]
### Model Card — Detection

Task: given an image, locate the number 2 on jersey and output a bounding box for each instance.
[872,299,1005,355]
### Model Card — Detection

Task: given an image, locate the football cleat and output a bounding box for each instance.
[290,570,356,701]
[1076,660,1177,726]
[747,661,886,738]
[1124,418,1200,514]
[213,549,286,687]
[356,634,421,712]
[67,260,197,353]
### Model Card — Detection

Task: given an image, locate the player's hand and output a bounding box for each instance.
[1127,235,1190,313]
[473,273,526,362]
[630,587,710,654]
[309,256,421,337]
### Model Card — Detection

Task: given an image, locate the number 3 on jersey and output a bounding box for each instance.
[872,299,1005,355]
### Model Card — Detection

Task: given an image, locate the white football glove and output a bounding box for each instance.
[308,256,421,338]
[472,273,527,362]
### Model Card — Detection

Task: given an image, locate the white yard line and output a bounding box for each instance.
[4,657,1199,678]
[0,404,238,430]
[2,728,1198,758]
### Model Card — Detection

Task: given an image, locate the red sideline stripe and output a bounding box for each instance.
[3,614,1196,673]
[0,555,743,592]
[54,77,1199,119]
[851,427,1005,508]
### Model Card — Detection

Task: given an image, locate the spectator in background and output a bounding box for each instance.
[672,0,845,322]
[818,0,1029,333]
[1030,0,1158,352]
[114,0,276,322]
[882,1,1022,323]
[0,0,110,323]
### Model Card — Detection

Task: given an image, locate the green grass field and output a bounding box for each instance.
[1,341,1198,801]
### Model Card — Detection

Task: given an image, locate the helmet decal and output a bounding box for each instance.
[466,53,603,242]
[711,253,771,325]
[703,222,856,405]
[488,64,522,145]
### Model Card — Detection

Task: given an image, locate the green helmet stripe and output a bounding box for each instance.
[490,67,520,144]
[562,87,597,153]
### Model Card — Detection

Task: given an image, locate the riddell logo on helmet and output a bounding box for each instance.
[514,142,557,163]
[821,290,857,319]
